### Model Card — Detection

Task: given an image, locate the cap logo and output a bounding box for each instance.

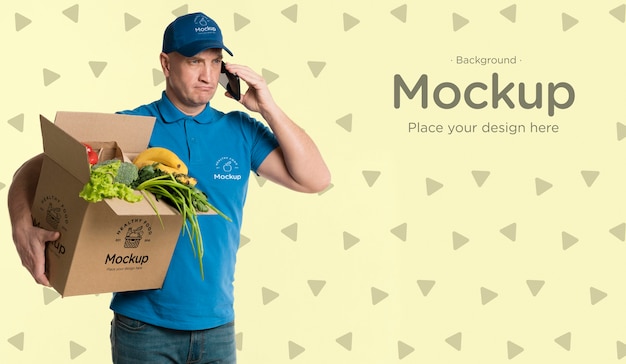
[194,15,217,33]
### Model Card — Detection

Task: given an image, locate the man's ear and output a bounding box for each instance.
[160,52,170,76]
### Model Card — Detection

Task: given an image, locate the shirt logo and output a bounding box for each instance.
[214,157,242,181]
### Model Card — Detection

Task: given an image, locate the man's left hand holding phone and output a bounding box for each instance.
[219,62,241,101]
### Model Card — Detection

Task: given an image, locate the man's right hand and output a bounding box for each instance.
[7,154,56,287]
[12,224,60,286]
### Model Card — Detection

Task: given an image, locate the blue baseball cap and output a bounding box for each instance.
[162,12,233,57]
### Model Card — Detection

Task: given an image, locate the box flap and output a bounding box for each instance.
[39,112,156,184]
[40,115,92,183]
[53,111,156,154]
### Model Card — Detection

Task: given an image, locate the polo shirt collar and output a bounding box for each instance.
[157,91,216,124]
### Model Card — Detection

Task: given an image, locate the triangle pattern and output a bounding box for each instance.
[69,341,87,359]
[452,13,469,31]
[590,287,607,305]
[610,223,626,242]
[390,223,407,241]
[581,170,600,187]
[507,341,524,359]
[62,4,79,23]
[618,122,626,141]
[89,61,107,78]
[281,223,298,241]
[234,13,251,31]
[8,114,24,132]
[481,287,498,305]
[562,13,579,32]
[262,287,280,305]
[562,231,579,251]
[336,332,352,351]
[362,170,381,187]
[390,4,408,23]
[472,170,490,187]
[307,61,327,78]
[417,280,436,296]
[500,4,517,23]
[0,182,6,191]
[318,183,333,195]
[554,332,571,351]
[124,13,141,32]
[452,231,469,250]
[343,13,360,31]
[398,341,415,359]
[526,280,545,296]
[7,332,24,351]
[307,280,326,296]
[500,223,517,242]
[336,114,352,132]
[535,178,553,196]
[426,178,444,196]
[43,68,60,86]
[239,234,251,248]
[288,341,305,359]
[15,13,32,31]
[445,332,462,351]
[235,332,243,351]
[152,68,165,86]
[253,174,268,187]
[371,287,389,305]
[172,4,189,17]
[261,68,279,84]
[610,4,626,23]
[343,231,360,250]
[281,4,298,23]
[618,341,626,360]
[43,287,61,305]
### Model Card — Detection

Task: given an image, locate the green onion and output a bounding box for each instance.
[134,173,231,280]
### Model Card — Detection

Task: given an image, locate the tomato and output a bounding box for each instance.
[88,150,99,165]
[83,143,98,165]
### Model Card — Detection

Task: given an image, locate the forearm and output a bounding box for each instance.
[8,154,57,286]
[8,154,43,232]
[260,105,330,192]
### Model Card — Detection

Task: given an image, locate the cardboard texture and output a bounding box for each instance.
[31,112,183,297]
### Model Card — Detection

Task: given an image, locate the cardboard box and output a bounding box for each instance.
[31,112,183,297]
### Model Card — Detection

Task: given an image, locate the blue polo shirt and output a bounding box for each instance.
[110,92,278,330]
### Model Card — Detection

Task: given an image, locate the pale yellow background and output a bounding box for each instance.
[2,0,626,363]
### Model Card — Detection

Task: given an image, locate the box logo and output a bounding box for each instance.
[34,196,69,258]
[106,219,154,267]
[37,195,69,230]
[115,218,153,245]
[46,203,62,229]
[124,226,144,248]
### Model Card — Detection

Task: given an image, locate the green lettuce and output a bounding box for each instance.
[79,160,142,203]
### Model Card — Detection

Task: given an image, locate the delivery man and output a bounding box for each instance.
[8,12,330,364]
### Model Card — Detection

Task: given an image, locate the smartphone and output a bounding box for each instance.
[219,62,241,101]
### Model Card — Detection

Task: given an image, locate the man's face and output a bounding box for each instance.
[161,48,223,115]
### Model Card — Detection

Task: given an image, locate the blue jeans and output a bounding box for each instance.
[111,313,236,364]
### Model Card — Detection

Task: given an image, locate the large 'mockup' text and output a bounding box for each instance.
[394,73,575,117]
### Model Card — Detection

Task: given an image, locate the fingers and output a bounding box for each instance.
[19,242,50,287]
[17,228,59,287]
[45,230,61,242]
[223,64,265,87]
[33,268,51,287]
[34,230,59,286]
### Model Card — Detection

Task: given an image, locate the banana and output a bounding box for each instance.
[133,147,188,175]
[175,174,197,186]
